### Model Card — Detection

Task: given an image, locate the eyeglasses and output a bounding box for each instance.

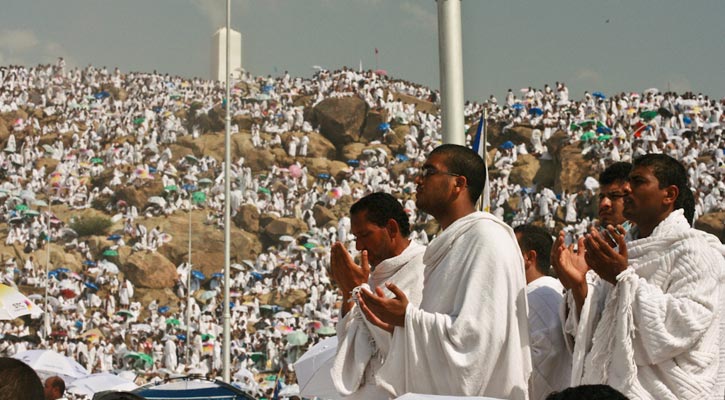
[598,191,629,201]
[418,166,463,179]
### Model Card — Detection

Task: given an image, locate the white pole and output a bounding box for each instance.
[222,0,232,383]
[185,204,192,366]
[44,198,51,340]
[437,0,465,145]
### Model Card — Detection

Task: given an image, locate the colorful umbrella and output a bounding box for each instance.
[0,284,40,320]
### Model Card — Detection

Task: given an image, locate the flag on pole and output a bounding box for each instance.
[472,113,491,212]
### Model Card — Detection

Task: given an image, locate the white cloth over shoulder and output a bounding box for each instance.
[332,241,426,399]
[376,212,531,399]
[565,209,725,400]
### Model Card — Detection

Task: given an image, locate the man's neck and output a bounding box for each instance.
[438,206,477,231]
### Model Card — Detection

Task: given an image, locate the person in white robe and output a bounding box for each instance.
[358,145,531,399]
[330,193,426,399]
[554,154,725,400]
[514,224,570,400]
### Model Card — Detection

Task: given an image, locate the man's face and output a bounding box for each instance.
[414,153,459,216]
[598,180,630,227]
[350,210,394,267]
[623,165,668,225]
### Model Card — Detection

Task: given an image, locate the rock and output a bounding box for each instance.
[263,217,308,239]
[509,154,540,187]
[546,130,570,157]
[384,124,408,152]
[389,93,438,115]
[695,212,725,243]
[305,159,350,182]
[232,115,254,131]
[341,143,368,161]
[360,109,388,142]
[312,204,336,228]
[233,204,260,233]
[122,251,177,289]
[555,144,594,193]
[312,97,368,150]
[304,132,337,160]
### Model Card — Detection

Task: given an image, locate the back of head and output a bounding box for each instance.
[429,144,487,204]
[514,224,554,275]
[545,384,629,400]
[598,162,632,186]
[350,192,410,237]
[45,376,66,400]
[0,357,45,400]
[633,154,695,224]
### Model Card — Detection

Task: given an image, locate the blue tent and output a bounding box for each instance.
[133,378,254,400]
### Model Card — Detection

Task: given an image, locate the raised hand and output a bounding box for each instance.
[357,282,408,333]
[551,230,590,314]
[584,225,628,284]
[329,242,370,294]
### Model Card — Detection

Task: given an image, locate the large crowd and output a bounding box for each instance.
[0,58,723,399]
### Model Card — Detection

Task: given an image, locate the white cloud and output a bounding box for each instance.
[573,68,601,85]
[0,29,39,52]
[400,2,437,30]
[0,29,70,67]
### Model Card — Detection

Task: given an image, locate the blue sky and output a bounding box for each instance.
[1,0,723,101]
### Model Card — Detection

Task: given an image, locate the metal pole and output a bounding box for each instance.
[185,204,192,367]
[222,0,232,382]
[437,0,465,145]
[44,199,51,340]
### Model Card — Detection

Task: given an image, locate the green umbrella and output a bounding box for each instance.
[133,117,145,125]
[302,242,317,250]
[15,204,28,211]
[192,191,206,204]
[23,210,40,217]
[164,185,178,192]
[580,131,596,141]
[597,134,613,141]
[286,330,309,346]
[116,310,134,318]
[166,318,181,326]
[258,187,271,195]
[201,333,215,341]
[185,155,199,164]
[91,157,104,164]
[103,249,119,257]
[198,178,213,187]
[640,110,658,121]
[317,326,336,336]
[124,352,153,366]
[249,352,267,362]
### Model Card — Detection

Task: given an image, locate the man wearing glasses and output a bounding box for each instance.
[357,144,531,399]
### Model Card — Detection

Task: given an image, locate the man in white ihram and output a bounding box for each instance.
[330,192,425,399]
[358,144,531,399]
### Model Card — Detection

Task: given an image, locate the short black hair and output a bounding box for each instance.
[429,144,487,204]
[546,384,629,400]
[350,192,410,237]
[514,224,553,275]
[633,154,695,224]
[0,357,45,400]
[599,162,632,186]
[47,376,66,396]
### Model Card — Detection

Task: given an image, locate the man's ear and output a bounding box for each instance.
[386,218,400,238]
[523,249,537,267]
[663,184,679,206]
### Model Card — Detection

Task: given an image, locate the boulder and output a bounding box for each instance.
[360,109,388,143]
[122,251,177,289]
[312,204,336,228]
[233,204,260,233]
[312,97,368,150]
[555,144,593,193]
[263,217,308,239]
[389,93,438,115]
[304,132,337,160]
[384,124,408,152]
[156,211,262,279]
[341,143,368,161]
[695,212,725,243]
[509,154,540,188]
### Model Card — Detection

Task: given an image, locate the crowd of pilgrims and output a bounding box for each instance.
[0,58,723,397]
